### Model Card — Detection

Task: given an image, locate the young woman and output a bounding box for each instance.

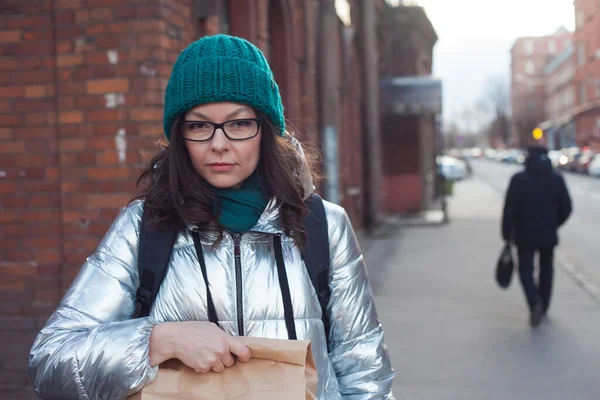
[29,34,395,399]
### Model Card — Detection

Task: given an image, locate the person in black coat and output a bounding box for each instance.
[502,146,572,327]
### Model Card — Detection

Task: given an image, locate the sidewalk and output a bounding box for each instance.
[362,176,600,400]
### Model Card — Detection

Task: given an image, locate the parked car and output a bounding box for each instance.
[498,149,525,164]
[514,150,526,164]
[484,148,497,159]
[548,150,562,168]
[437,155,468,181]
[558,147,581,172]
[588,154,600,177]
[461,148,483,159]
[575,151,596,174]
[494,150,506,162]
[567,153,583,172]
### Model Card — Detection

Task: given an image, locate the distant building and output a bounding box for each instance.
[510,28,572,147]
[572,0,600,150]
[379,4,439,214]
[540,45,576,150]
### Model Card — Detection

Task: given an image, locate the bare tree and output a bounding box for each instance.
[443,121,459,150]
[478,75,511,146]
[513,115,540,149]
[444,76,513,149]
[484,75,510,116]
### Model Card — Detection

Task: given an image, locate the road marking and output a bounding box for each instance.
[555,252,600,305]
[570,189,587,197]
[591,193,600,203]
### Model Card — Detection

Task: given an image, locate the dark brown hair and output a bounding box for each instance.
[135,117,319,249]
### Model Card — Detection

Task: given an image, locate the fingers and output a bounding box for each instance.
[172,323,252,373]
[211,359,226,373]
[192,362,211,374]
[228,338,251,363]
[221,352,236,368]
[192,353,235,373]
[188,344,241,373]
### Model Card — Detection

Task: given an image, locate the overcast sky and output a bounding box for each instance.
[414,0,575,129]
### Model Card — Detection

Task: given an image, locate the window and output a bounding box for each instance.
[548,40,557,54]
[218,0,230,34]
[525,60,535,75]
[524,40,535,55]
[576,10,584,29]
[528,83,534,93]
[566,87,574,105]
[528,100,536,111]
[580,83,587,104]
[194,0,230,34]
[578,43,586,66]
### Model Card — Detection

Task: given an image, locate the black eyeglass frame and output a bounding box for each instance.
[178,116,264,142]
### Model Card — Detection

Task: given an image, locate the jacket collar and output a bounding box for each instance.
[188,199,283,235]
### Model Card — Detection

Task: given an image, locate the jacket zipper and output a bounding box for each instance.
[232,233,244,336]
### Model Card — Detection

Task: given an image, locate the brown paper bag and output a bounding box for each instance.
[128,337,318,400]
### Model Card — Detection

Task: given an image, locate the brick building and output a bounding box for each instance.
[540,44,576,150]
[0,0,388,397]
[378,4,439,214]
[572,0,600,150]
[510,28,572,146]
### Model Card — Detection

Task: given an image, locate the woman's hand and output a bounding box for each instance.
[149,321,251,373]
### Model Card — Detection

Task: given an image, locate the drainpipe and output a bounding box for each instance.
[319,0,340,204]
[358,0,383,231]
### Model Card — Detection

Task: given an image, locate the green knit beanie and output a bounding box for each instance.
[163,34,285,140]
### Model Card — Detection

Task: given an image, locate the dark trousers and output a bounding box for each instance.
[517,247,554,312]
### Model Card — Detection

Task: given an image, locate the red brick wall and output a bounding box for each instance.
[259,0,319,144]
[1,2,61,396]
[378,4,436,215]
[0,0,206,396]
[382,174,422,213]
[1,1,375,397]
[380,115,422,213]
[380,5,436,77]
[251,0,368,229]
[296,1,320,146]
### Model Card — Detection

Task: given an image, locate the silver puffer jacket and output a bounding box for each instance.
[29,161,394,400]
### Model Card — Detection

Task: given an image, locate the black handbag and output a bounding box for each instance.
[496,243,514,289]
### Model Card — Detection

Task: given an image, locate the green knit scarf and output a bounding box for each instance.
[210,173,268,233]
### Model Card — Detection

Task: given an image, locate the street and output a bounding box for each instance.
[363,160,600,400]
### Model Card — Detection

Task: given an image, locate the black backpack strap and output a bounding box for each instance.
[302,193,331,342]
[135,206,178,318]
[273,235,298,340]
[192,231,219,325]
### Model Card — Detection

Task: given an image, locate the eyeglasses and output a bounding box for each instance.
[178,116,263,142]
